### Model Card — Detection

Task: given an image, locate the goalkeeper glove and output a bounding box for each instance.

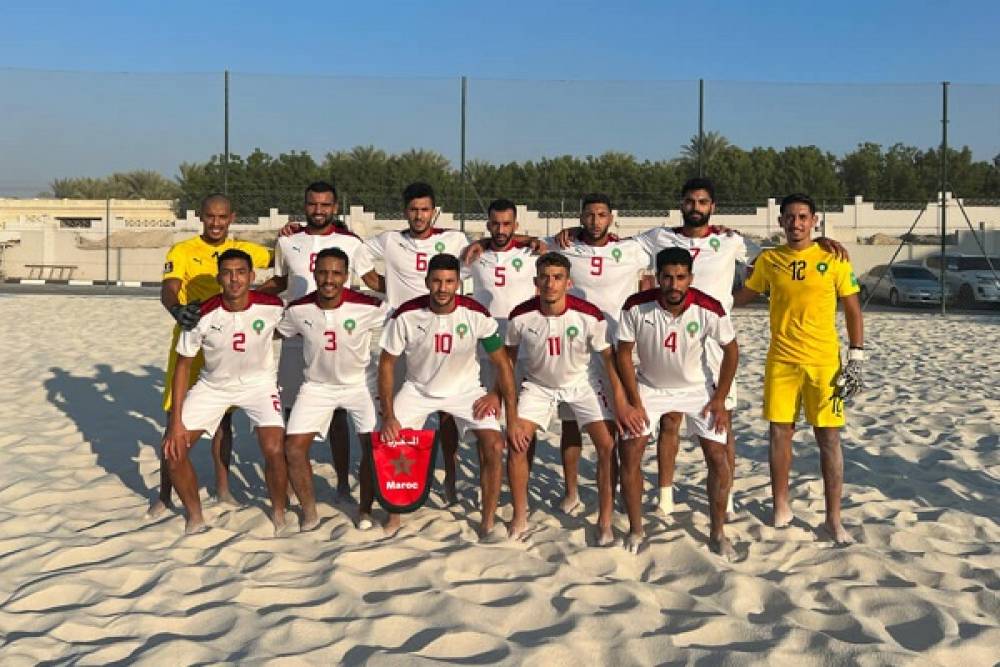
[169,301,202,331]
[835,348,865,400]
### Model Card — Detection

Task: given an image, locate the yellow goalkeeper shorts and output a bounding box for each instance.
[763,360,845,427]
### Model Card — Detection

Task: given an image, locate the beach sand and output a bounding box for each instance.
[0,294,997,665]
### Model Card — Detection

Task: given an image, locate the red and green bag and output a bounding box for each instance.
[368,429,437,513]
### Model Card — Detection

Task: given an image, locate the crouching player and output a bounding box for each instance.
[617,248,739,559]
[278,248,388,531]
[504,253,638,544]
[377,254,517,538]
[162,249,288,535]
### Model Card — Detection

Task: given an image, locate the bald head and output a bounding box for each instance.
[199,193,232,216]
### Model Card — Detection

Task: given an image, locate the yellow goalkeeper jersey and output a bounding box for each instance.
[162,235,272,305]
[745,242,859,365]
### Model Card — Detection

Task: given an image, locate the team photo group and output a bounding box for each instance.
[153,176,864,560]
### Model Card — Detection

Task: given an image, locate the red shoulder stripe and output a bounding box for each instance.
[199,294,224,316]
[456,294,491,317]
[565,294,604,321]
[341,288,384,307]
[249,291,284,307]
[689,288,726,316]
[508,297,541,321]
[623,288,659,311]
[289,291,318,308]
[391,295,430,319]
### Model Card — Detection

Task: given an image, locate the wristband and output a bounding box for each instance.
[847,348,865,362]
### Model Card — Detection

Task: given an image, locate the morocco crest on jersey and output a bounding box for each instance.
[369,429,438,512]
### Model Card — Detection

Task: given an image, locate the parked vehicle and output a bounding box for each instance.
[859,264,953,306]
[917,254,1000,307]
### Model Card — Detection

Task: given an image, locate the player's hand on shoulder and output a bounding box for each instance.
[528,237,548,255]
[279,222,303,237]
[472,392,501,420]
[702,397,730,434]
[816,236,850,261]
[555,227,577,249]
[170,301,202,331]
[461,242,485,265]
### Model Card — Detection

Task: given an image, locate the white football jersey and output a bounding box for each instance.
[361,228,470,309]
[380,295,499,398]
[547,235,650,334]
[635,226,754,313]
[617,287,735,390]
[506,295,610,389]
[177,291,284,388]
[277,289,387,386]
[274,226,373,302]
[469,241,538,332]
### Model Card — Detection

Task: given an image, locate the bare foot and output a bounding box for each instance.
[214,489,239,507]
[300,510,320,532]
[507,517,529,541]
[383,514,401,537]
[559,494,582,514]
[357,513,374,531]
[709,535,737,562]
[623,531,644,554]
[773,502,793,528]
[822,520,854,545]
[146,498,172,519]
[596,525,615,546]
[272,513,290,537]
[184,516,208,534]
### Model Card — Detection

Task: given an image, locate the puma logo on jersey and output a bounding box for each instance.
[302,319,314,328]
[527,327,541,336]
[291,245,302,253]
[415,324,428,334]
[192,257,202,264]
[210,324,223,332]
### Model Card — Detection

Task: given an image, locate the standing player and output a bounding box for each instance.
[617,248,739,558]
[151,193,272,518]
[278,248,387,531]
[504,253,637,543]
[549,194,650,512]
[263,181,373,501]
[378,254,517,538]
[162,249,288,535]
[359,183,471,503]
[734,193,864,545]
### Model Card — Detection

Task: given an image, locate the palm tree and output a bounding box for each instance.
[679,131,732,173]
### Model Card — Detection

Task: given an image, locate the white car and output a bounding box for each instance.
[859,264,952,307]
[917,255,1000,307]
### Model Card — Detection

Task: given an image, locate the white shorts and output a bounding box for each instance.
[286,380,378,436]
[389,382,501,440]
[181,380,285,436]
[706,336,738,410]
[635,383,726,444]
[518,379,612,431]
[557,362,610,422]
[277,338,306,406]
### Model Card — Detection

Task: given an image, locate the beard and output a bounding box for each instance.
[682,209,711,228]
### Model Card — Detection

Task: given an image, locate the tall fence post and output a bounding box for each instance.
[105,198,111,289]
[460,75,468,233]
[940,81,949,315]
[698,79,705,177]
[224,69,230,195]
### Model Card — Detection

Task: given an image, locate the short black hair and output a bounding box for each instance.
[314,247,349,270]
[681,177,716,202]
[305,181,338,201]
[487,198,517,217]
[217,248,253,271]
[427,253,460,275]
[656,247,693,273]
[581,193,612,212]
[780,193,816,215]
[403,182,435,207]
[536,252,572,274]
[200,192,232,215]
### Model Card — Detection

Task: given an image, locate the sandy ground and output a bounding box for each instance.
[0,294,997,665]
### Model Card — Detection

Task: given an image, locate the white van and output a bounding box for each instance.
[914,254,1000,307]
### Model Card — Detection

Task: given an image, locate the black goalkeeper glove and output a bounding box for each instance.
[169,301,202,331]
[835,349,865,400]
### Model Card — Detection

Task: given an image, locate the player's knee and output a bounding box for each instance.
[260,439,284,460]
[660,413,683,431]
[481,434,504,460]
[704,443,729,471]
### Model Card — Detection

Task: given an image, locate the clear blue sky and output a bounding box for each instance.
[1,0,998,195]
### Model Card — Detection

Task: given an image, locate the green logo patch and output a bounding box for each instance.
[566,325,579,339]
[816,262,829,275]
[686,321,700,336]
[434,241,445,253]
[709,238,721,251]
[252,319,265,335]
[512,258,523,271]
[456,323,469,338]
[611,248,622,262]
[850,273,859,287]
[343,318,357,334]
